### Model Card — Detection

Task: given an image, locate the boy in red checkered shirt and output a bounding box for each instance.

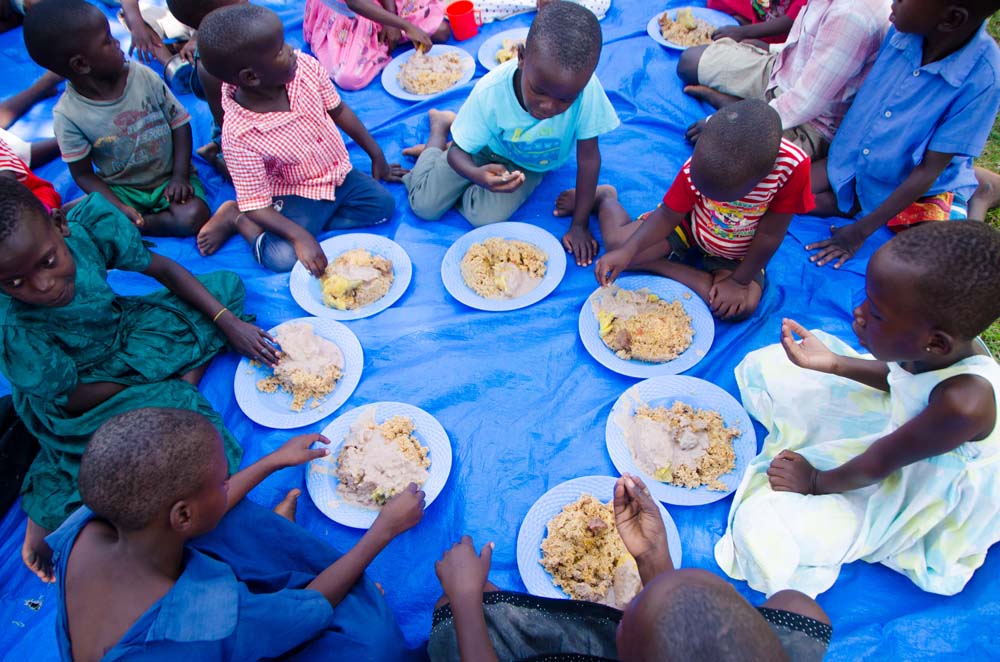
[592,100,814,321]
[196,3,406,273]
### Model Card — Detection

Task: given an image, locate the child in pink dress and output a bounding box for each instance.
[303,0,450,90]
[707,0,805,44]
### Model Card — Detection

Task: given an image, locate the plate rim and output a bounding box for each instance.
[233,316,363,429]
[381,44,476,101]
[440,221,567,312]
[604,375,756,506]
[516,475,683,601]
[577,274,715,378]
[646,6,739,50]
[305,401,453,528]
[289,233,413,320]
[477,27,531,71]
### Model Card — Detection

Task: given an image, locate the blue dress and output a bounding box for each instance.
[47,500,418,661]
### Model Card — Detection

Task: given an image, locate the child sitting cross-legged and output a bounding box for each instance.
[592,99,814,321]
[403,1,620,267]
[806,0,1000,267]
[716,222,1000,597]
[429,475,832,661]
[49,407,426,660]
[0,178,278,581]
[195,3,406,273]
[22,0,234,237]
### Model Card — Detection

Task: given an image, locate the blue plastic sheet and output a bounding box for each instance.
[1,1,998,659]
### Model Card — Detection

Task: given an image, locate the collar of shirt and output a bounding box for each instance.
[888,23,992,88]
[221,52,308,137]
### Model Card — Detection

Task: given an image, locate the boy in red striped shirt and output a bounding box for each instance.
[592,99,814,321]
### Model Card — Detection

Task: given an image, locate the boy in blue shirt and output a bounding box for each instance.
[49,408,426,660]
[403,1,619,267]
[807,0,1000,268]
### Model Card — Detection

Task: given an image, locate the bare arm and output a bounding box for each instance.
[64,381,128,415]
[809,151,956,268]
[446,145,527,193]
[225,434,330,510]
[562,137,601,267]
[67,157,144,226]
[593,204,685,285]
[733,211,791,285]
[197,62,225,129]
[780,319,890,391]
[244,205,327,276]
[435,538,499,662]
[769,375,996,494]
[713,16,793,42]
[164,124,195,203]
[328,103,404,182]
[119,0,164,65]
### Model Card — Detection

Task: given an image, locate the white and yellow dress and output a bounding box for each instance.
[715,331,1000,597]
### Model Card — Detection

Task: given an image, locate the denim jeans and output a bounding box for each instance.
[254,169,395,272]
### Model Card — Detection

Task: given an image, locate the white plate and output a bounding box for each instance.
[477,27,529,71]
[517,475,682,600]
[578,275,715,378]
[381,44,476,101]
[606,375,756,506]
[233,317,363,429]
[305,402,452,528]
[441,222,567,312]
[289,234,412,320]
[646,7,738,50]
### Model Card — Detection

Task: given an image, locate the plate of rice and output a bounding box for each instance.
[233,317,363,429]
[441,222,566,311]
[290,234,412,321]
[477,27,529,71]
[382,45,476,101]
[606,375,756,506]
[578,275,714,378]
[517,476,682,603]
[305,402,452,528]
[646,7,737,50]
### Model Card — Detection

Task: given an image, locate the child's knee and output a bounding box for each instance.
[408,188,451,221]
[256,234,299,273]
[677,45,706,85]
[371,185,396,223]
[461,203,514,227]
[171,199,210,236]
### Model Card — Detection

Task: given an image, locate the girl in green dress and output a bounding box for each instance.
[0,178,279,582]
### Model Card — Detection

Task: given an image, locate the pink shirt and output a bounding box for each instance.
[768,0,889,140]
[221,52,353,212]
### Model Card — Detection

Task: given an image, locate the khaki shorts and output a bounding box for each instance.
[697,38,829,159]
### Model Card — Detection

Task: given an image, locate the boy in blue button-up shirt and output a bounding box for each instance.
[806,0,1000,269]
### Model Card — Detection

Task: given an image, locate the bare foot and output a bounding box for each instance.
[969,166,1000,219]
[402,143,426,158]
[196,142,231,182]
[273,488,301,522]
[683,84,741,109]
[22,519,55,583]
[196,200,240,256]
[553,184,618,217]
[422,108,457,152]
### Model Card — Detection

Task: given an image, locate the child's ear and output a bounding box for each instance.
[50,208,70,238]
[926,329,954,357]
[517,45,525,71]
[237,66,259,88]
[169,500,195,533]
[940,6,969,32]
[68,54,90,76]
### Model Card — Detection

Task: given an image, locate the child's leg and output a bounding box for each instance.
[969,166,1000,220]
[709,267,764,321]
[0,71,62,129]
[22,517,53,583]
[322,169,396,229]
[141,195,211,237]
[255,196,341,272]
[678,40,773,102]
[808,158,849,218]
[403,110,472,220]
[457,164,543,227]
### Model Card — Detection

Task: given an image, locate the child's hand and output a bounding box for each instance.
[406,24,433,52]
[165,176,194,204]
[562,225,599,267]
[477,164,526,193]
[594,247,633,286]
[293,234,329,277]
[767,450,818,495]
[614,474,669,565]
[806,223,867,268]
[711,25,746,41]
[373,482,426,538]
[780,318,840,374]
[179,36,198,65]
[685,118,707,145]
[372,152,409,183]
[270,433,331,468]
[119,205,145,229]
[708,273,751,319]
[129,23,164,65]
[217,315,281,367]
[435,536,494,602]
[379,25,403,50]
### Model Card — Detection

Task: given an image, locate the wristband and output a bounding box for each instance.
[212,307,229,323]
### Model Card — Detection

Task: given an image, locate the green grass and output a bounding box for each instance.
[979,16,1000,354]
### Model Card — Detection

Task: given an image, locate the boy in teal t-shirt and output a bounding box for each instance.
[403,1,619,266]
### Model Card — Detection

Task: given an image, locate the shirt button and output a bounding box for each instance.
[862,148,870,155]
[913,70,920,77]
[884,110,892,118]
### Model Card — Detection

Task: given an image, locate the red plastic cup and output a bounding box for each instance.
[447,0,482,41]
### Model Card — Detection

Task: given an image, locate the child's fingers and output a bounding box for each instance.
[480,540,494,568]
[314,434,331,445]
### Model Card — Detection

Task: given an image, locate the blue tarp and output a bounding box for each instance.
[1,1,998,659]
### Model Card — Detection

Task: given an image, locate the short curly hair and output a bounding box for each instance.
[691,98,782,199]
[883,221,1000,338]
[0,176,49,246]
[22,0,105,76]
[525,1,603,74]
[166,0,241,29]
[197,3,281,84]
[79,408,221,531]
